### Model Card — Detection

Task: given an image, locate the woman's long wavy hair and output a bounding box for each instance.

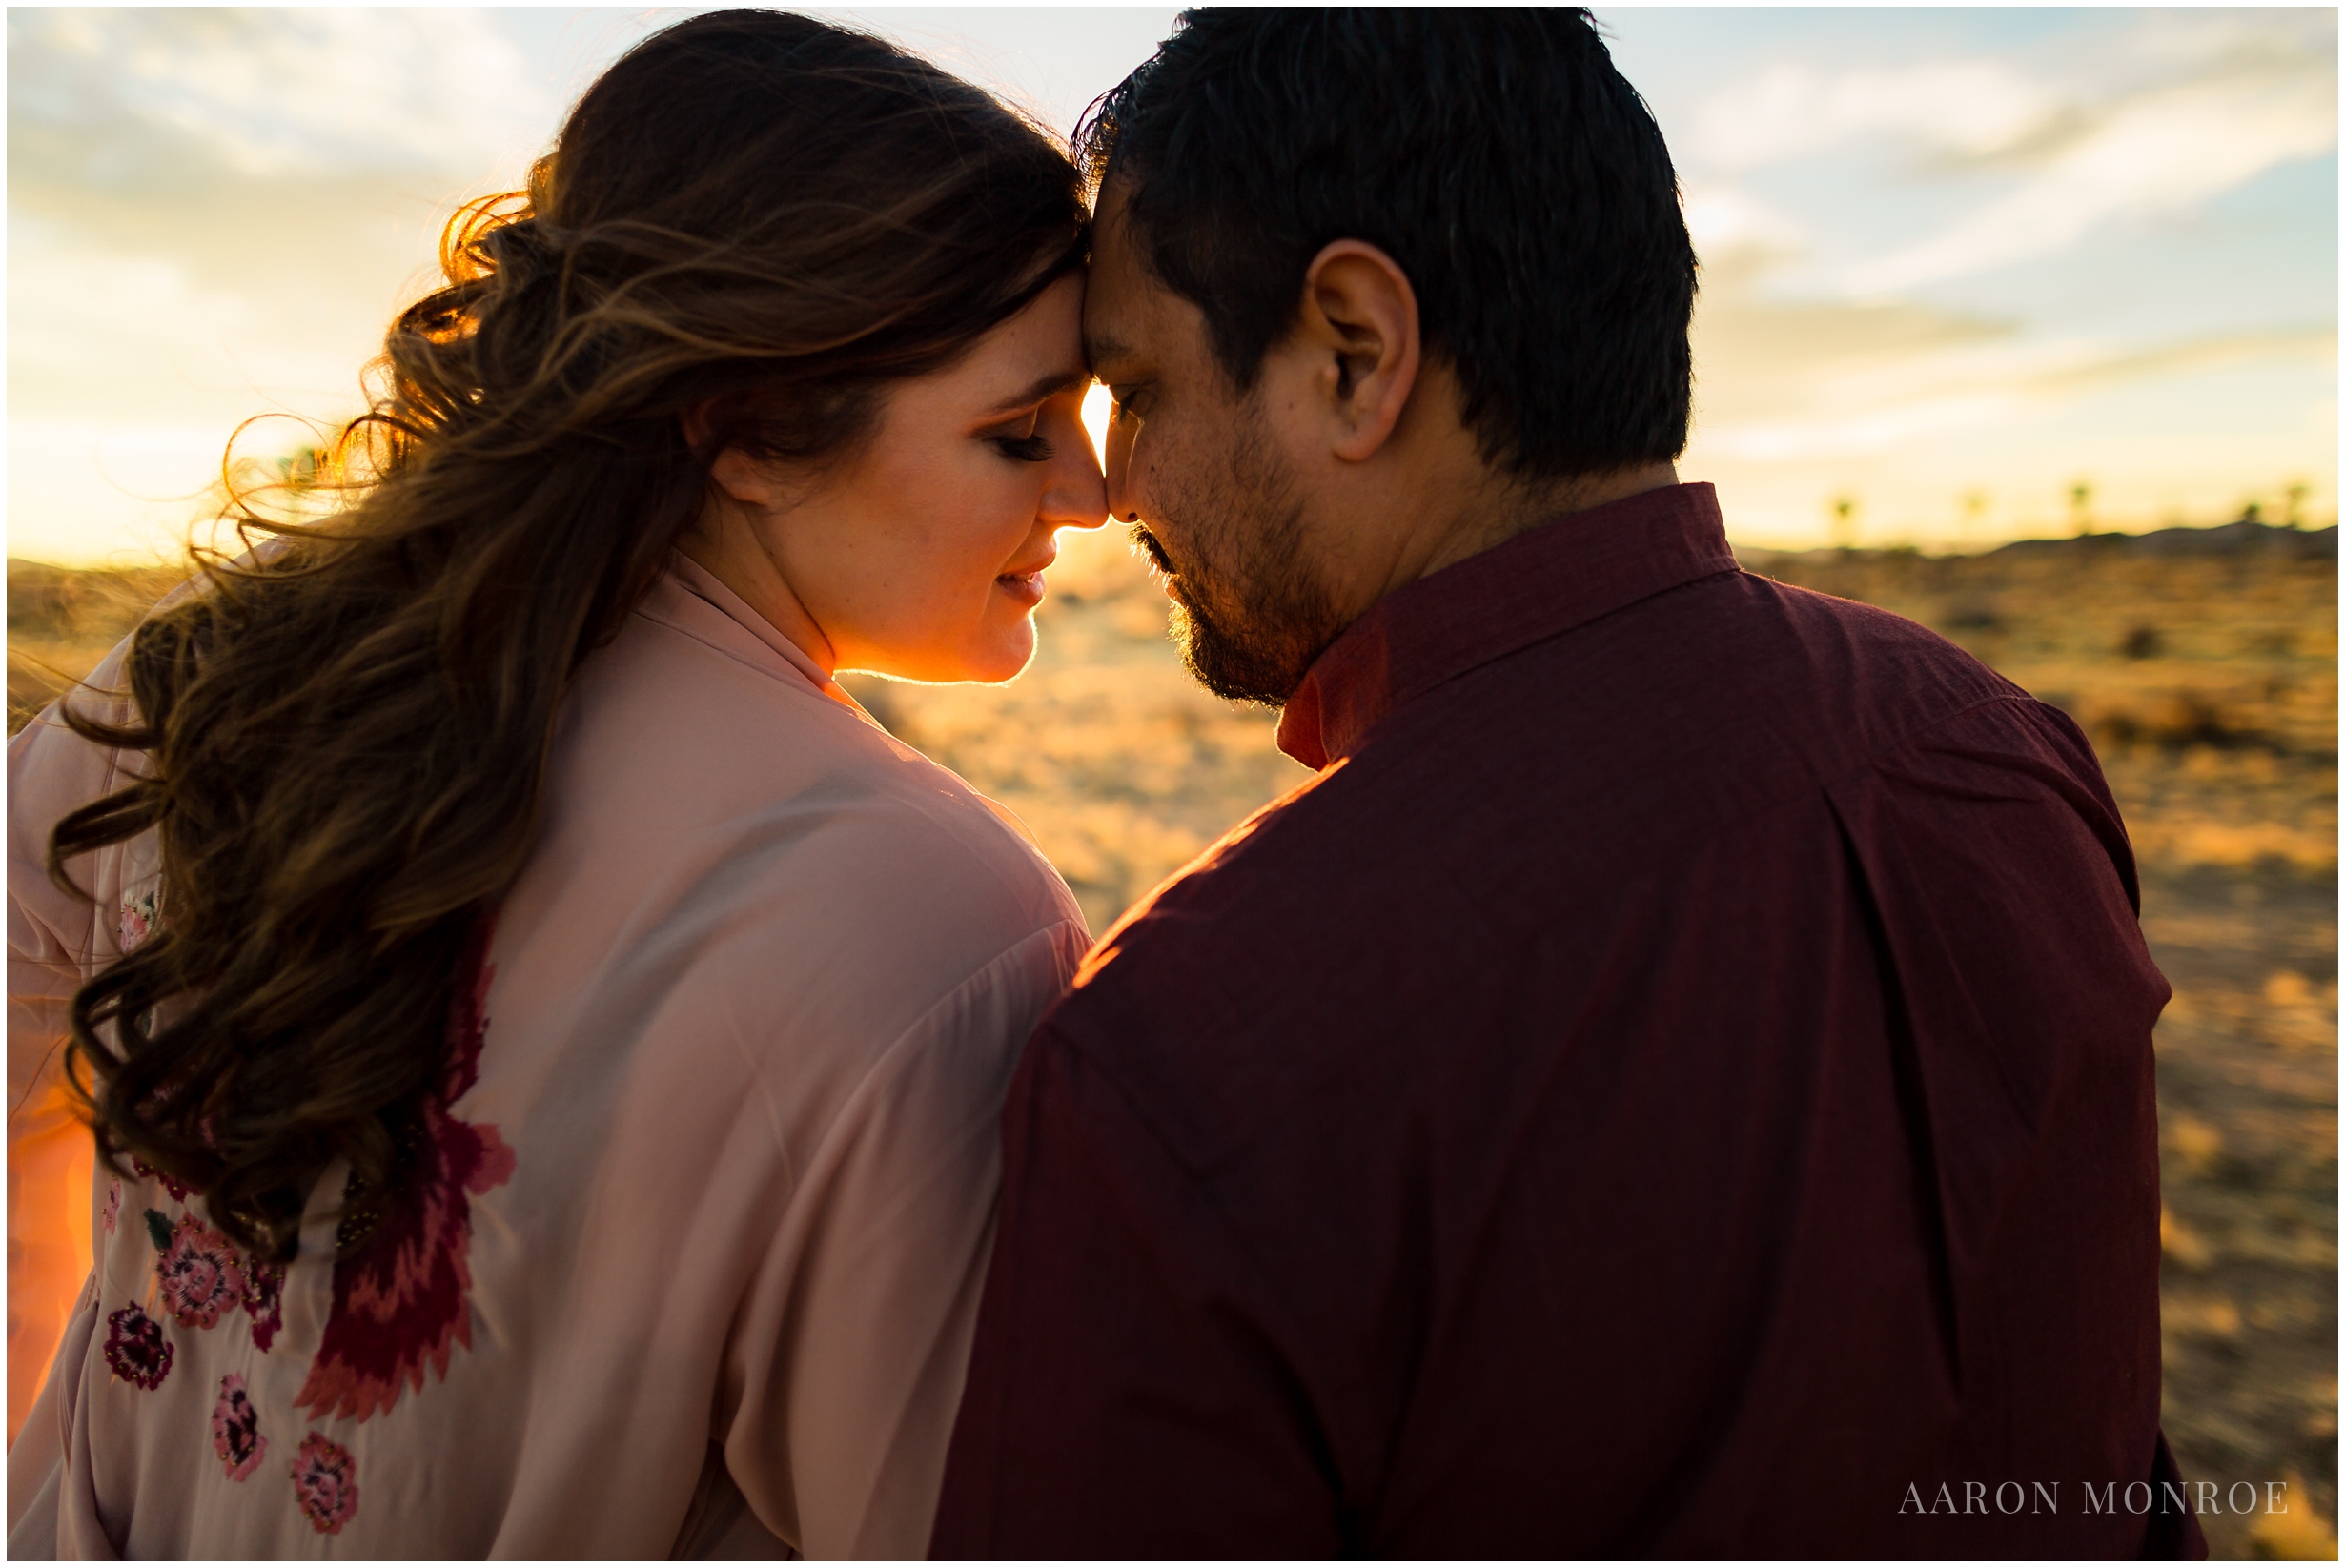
[49,10,1087,1259]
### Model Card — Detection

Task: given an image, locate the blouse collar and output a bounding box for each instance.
[645,555,885,727]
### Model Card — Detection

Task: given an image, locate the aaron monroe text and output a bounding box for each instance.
[1903,1480,2295,1517]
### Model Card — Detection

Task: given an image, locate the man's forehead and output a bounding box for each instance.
[1083,326,1139,374]
[1084,215,1195,375]
[1083,184,1168,349]
[1082,277,1156,374]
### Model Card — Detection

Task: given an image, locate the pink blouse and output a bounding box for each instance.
[7,559,1088,1557]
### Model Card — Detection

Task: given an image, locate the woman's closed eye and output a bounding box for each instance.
[985,409,1056,464]
[990,432,1055,463]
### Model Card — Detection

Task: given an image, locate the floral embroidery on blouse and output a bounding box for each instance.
[244,1256,287,1353]
[117,888,157,953]
[156,1212,249,1330]
[290,1432,358,1535]
[104,1304,173,1390]
[211,1375,267,1480]
[132,1155,194,1202]
[143,1207,173,1251]
[295,915,517,1423]
[102,1181,121,1236]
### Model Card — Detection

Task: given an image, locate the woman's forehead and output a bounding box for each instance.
[952,275,1092,406]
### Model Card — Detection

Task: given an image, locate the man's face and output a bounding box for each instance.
[1084,183,1348,704]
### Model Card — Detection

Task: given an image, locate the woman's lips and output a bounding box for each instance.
[994,562,1050,607]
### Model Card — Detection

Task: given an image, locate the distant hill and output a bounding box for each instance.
[1737,519,2338,566]
[1990,520,2337,561]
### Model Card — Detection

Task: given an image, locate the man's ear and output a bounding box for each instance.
[1295,239,1422,464]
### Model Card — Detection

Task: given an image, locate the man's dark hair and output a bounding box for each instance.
[1078,8,1696,481]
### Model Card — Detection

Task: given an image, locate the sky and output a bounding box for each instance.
[7,6,2336,565]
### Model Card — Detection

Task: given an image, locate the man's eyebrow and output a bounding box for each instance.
[985,370,1089,416]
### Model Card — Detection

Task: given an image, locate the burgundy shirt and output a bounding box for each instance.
[932,483,2201,1558]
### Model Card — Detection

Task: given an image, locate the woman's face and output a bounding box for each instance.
[711,273,1107,683]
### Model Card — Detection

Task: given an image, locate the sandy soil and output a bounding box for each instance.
[10,524,2335,1556]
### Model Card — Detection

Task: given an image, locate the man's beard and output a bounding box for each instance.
[1136,416,1348,706]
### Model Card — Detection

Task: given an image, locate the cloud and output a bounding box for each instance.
[1691,253,2013,424]
[1848,65,2336,291]
[1689,251,2335,465]
[1685,9,2337,290]
[7,10,571,436]
[1691,59,2058,174]
[6,10,568,562]
[1682,185,1807,259]
[10,9,555,183]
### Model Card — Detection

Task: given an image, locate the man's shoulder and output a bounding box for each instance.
[1045,568,2063,1004]
[1580,562,2018,713]
[1369,565,2039,796]
[1734,570,2014,693]
[1027,565,2108,1168]
[1063,769,1364,1005]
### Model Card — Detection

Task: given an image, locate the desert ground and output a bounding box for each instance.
[9,520,2335,1557]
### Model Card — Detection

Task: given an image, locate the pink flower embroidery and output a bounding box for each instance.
[156,1213,249,1330]
[296,917,515,1423]
[117,889,156,953]
[102,1182,121,1236]
[132,1156,194,1202]
[290,1432,358,1535]
[244,1256,286,1353]
[104,1303,172,1389]
[211,1375,267,1480]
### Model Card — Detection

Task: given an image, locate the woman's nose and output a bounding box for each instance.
[1042,419,1110,532]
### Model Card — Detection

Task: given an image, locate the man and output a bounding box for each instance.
[931,10,2201,1558]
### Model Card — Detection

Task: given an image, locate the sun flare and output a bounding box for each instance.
[1081,382,1113,467]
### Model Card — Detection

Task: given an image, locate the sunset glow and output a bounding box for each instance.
[7,8,2334,564]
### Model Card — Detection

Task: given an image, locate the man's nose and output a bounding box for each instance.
[1102,411,1142,525]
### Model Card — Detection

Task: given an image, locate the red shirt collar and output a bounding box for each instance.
[1275,481,1740,768]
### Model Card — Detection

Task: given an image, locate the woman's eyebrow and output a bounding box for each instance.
[984,370,1089,416]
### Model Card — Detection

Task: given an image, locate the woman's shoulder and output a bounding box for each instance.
[488,633,1086,1156]
[511,597,1084,1023]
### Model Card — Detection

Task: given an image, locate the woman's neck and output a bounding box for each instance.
[674,519,838,677]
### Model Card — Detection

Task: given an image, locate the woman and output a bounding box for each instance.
[6,10,1104,1557]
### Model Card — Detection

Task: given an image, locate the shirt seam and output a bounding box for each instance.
[1803,688,2053,797]
[1036,1019,1333,1421]
[745,913,1086,1187]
